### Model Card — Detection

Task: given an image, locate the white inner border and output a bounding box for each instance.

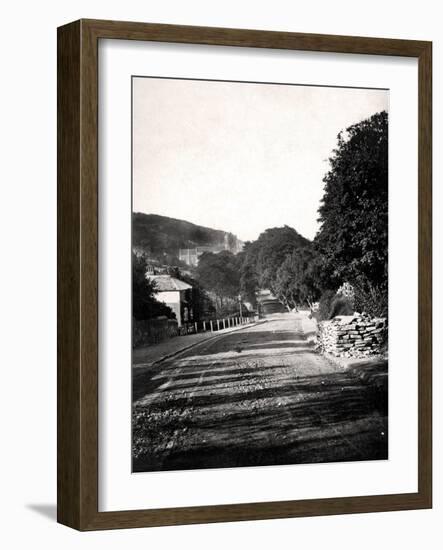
[98,39,418,512]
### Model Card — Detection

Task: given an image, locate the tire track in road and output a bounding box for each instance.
[135,325,263,466]
[161,318,308,464]
[134,316,310,467]
[155,359,217,466]
[134,322,266,407]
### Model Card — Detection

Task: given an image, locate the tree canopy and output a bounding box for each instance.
[239,226,310,305]
[273,247,323,310]
[196,250,241,302]
[315,111,388,290]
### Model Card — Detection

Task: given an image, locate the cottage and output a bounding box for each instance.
[149,275,192,327]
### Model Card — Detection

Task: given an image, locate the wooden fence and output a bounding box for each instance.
[133,315,257,348]
[180,315,256,336]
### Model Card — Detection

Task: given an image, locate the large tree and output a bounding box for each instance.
[315,111,388,291]
[239,240,260,306]
[256,226,310,288]
[196,250,241,311]
[239,226,310,303]
[273,247,323,310]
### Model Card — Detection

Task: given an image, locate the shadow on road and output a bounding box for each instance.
[132,317,388,473]
[133,361,388,472]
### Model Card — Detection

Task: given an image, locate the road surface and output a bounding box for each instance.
[132,313,387,472]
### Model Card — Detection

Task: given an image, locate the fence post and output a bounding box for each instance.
[195,321,198,333]
[203,321,206,331]
[210,320,213,332]
[217,319,220,330]
[223,319,226,329]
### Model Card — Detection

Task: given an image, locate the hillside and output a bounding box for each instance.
[133,213,241,260]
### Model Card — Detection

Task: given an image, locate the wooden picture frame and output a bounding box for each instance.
[57,19,432,530]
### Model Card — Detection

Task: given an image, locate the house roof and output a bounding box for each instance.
[150,275,192,292]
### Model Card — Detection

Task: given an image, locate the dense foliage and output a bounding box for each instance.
[315,111,388,308]
[317,290,336,321]
[353,277,389,319]
[273,247,322,310]
[196,250,241,313]
[239,226,310,306]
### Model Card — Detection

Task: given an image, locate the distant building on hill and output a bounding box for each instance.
[179,244,225,266]
[179,233,244,266]
[149,275,193,326]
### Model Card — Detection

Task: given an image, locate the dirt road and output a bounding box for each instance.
[133,313,387,472]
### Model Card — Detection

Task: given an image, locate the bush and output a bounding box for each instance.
[316,289,355,321]
[336,282,355,305]
[353,280,388,319]
[329,295,354,318]
[317,289,336,321]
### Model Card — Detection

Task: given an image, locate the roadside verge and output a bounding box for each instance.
[133,319,266,370]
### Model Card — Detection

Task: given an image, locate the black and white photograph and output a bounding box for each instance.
[131,76,389,473]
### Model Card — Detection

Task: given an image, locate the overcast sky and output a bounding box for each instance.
[133,77,388,242]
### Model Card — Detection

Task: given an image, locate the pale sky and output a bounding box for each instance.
[133,77,388,242]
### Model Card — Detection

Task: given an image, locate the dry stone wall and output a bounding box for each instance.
[317,313,387,358]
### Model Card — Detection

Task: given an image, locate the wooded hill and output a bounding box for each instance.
[133,213,240,261]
